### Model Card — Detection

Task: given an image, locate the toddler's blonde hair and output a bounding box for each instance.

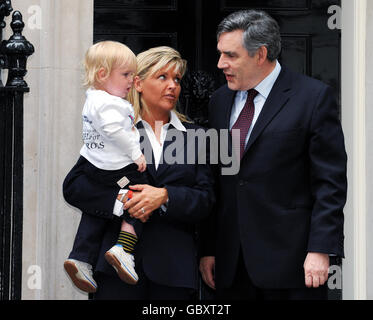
[83,41,137,88]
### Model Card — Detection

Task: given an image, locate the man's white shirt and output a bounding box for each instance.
[229,60,282,147]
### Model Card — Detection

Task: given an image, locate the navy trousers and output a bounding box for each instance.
[68,160,149,265]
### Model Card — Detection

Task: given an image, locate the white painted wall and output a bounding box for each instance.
[365,0,373,301]
[3,0,93,299]
[341,0,372,300]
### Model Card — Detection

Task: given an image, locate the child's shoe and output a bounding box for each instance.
[64,259,97,293]
[105,244,138,285]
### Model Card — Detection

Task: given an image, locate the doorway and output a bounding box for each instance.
[94,0,342,300]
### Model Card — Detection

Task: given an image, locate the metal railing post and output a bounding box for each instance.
[0,1,34,300]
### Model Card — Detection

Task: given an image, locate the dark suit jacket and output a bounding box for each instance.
[63,122,215,290]
[201,66,347,289]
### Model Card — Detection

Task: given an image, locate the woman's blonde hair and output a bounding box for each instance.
[127,46,189,123]
[83,41,137,88]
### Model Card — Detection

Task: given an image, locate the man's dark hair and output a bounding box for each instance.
[217,10,282,61]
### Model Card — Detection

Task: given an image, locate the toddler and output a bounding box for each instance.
[64,41,147,293]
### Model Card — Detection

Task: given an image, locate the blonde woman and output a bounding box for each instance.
[63,46,215,300]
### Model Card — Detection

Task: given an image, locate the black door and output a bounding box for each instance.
[94,0,342,299]
[94,0,341,120]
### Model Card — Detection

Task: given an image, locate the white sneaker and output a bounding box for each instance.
[105,244,138,285]
[64,259,97,293]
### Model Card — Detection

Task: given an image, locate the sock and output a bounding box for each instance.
[117,231,137,254]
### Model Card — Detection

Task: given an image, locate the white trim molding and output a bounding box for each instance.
[18,0,94,299]
[341,0,367,300]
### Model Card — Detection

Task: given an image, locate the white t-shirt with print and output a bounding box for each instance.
[80,88,142,170]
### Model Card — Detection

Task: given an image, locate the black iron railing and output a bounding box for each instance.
[0,0,34,300]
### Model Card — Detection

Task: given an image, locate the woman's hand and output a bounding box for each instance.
[123,184,168,222]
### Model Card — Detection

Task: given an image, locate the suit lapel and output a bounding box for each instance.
[214,87,236,159]
[242,67,293,158]
[155,124,188,179]
[222,88,237,130]
[136,122,157,181]
[154,133,172,179]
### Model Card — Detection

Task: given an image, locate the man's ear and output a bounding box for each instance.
[134,75,143,93]
[257,46,268,65]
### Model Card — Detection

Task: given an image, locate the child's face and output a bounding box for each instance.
[100,66,135,98]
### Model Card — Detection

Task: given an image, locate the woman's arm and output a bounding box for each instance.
[124,125,216,224]
[163,164,215,224]
[124,162,215,224]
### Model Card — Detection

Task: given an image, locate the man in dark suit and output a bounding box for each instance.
[199,9,347,300]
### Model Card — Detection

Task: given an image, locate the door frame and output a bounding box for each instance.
[341,0,367,300]
[91,0,364,300]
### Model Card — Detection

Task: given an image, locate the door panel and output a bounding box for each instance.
[95,0,177,8]
[95,0,341,89]
[94,1,198,70]
[221,0,311,9]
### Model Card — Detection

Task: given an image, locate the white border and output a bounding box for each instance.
[341,0,367,300]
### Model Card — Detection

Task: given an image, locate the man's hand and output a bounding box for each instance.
[303,252,329,288]
[199,256,216,290]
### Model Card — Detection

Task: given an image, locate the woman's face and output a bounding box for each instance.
[135,64,182,114]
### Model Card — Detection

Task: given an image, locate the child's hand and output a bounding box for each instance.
[134,154,147,172]
[116,190,133,204]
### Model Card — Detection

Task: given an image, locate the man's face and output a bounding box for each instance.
[217,30,259,91]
